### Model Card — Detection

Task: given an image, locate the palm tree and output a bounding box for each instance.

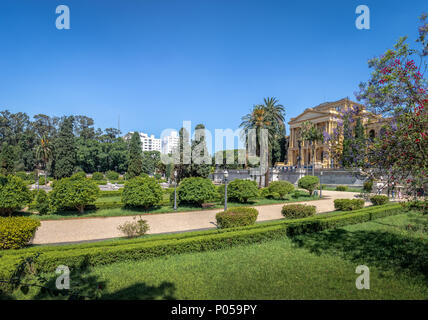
[300,121,323,176]
[35,135,52,185]
[240,97,285,187]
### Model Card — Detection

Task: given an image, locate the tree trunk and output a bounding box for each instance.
[264,150,270,187]
[312,144,315,176]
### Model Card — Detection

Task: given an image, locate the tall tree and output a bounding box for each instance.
[0,142,16,175]
[52,116,76,179]
[141,151,161,175]
[127,132,143,178]
[35,134,53,174]
[190,124,211,178]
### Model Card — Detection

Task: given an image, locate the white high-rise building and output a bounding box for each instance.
[162,131,179,155]
[124,132,162,153]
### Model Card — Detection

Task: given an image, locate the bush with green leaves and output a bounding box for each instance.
[117,216,150,238]
[34,190,50,215]
[298,175,319,195]
[15,171,28,181]
[335,185,348,191]
[281,204,316,219]
[91,172,104,180]
[121,176,162,209]
[0,217,41,249]
[0,175,32,216]
[177,177,217,206]
[105,171,120,181]
[50,176,99,213]
[363,180,373,192]
[226,179,259,203]
[71,171,87,180]
[370,195,389,206]
[216,207,258,228]
[268,181,294,199]
[334,199,365,211]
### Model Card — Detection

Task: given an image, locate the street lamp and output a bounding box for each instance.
[224,169,229,211]
[320,171,323,197]
[174,170,178,211]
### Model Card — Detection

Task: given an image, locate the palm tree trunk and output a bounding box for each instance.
[264,149,270,187]
[312,144,315,176]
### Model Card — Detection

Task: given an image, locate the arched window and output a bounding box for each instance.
[369,129,375,141]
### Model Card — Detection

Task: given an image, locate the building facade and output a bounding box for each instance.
[124,132,162,153]
[287,98,384,168]
[161,131,179,155]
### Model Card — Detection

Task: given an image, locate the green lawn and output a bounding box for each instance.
[28,192,320,220]
[11,210,427,300]
[323,186,364,192]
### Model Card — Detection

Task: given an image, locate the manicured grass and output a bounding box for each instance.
[27,192,320,220]
[10,210,427,300]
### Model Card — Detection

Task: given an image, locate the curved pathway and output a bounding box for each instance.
[32,190,365,245]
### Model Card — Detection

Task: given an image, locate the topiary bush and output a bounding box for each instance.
[298,176,319,196]
[227,179,259,203]
[281,204,316,219]
[370,195,389,206]
[91,172,104,181]
[216,207,259,228]
[34,190,50,215]
[122,176,162,209]
[50,176,99,213]
[268,181,294,199]
[334,199,365,211]
[335,185,348,191]
[106,171,120,181]
[363,180,373,192]
[0,217,41,249]
[177,177,217,206]
[71,171,87,180]
[0,175,32,216]
[15,171,28,181]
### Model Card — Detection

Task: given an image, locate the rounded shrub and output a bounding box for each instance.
[15,171,28,181]
[370,195,389,206]
[34,190,50,215]
[91,172,104,180]
[215,207,259,228]
[122,176,163,209]
[0,217,41,249]
[335,185,348,191]
[50,176,99,213]
[106,170,120,181]
[281,204,316,219]
[363,180,373,193]
[71,171,87,180]
[227,179,259,203]
[268,181,294,199]
[298,175,319,195]
[177,177,217,206]
[334,199,365,211]
[0,175,32,216]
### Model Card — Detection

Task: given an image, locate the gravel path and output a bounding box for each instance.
[31,190,365,245]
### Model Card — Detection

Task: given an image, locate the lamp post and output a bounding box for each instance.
[320,171,323,197]
[173,170,178,211]
[224,170,229,211]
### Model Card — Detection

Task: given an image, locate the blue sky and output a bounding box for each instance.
[0,0,426,150]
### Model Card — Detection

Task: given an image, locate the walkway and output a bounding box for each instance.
[31,190,364,245]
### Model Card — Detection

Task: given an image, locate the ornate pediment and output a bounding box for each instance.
[289,108,330,124]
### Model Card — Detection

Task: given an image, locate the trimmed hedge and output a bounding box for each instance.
[0,217,41,249]
[267,181,294,199]
[370,195,389,206]
[335,185,348,191]
[226,180,259,203]
[0,204,403,293]
[98,190,123,198]
[281,204,316,219]
[298,176,319,195]
[177,177,217,206]
[334,199,365,211]
[216,207,259,228]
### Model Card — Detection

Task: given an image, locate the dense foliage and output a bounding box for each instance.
[177,177,217,206]
[0,217,40,249]
[127,132,143,179]
[297,176,319,195]
[216,207,259,228]
[281,204,316,219]
[0,175,32,216]
[50,176,99,213]
[268,181,294,199]
[334,199,365,211]
[34,190,50,215]
[226,179,259,203]
[370,195,389,206]
[121,176,162,208]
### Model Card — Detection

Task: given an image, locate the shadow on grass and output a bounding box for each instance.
[100,282,176,300]
[290,228,428,281]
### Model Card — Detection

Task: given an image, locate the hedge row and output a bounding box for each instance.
[216,207,259,228]
[98,190,123,198]
[0,204,403,292]
[0,217,40,249]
